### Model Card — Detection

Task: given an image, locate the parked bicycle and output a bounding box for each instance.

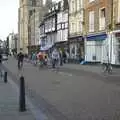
[102,63,112,74]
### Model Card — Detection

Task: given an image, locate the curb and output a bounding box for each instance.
[8,76,48,120]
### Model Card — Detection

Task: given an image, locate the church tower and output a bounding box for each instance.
[18,0,44,53]
[18,0,31,53]
[45,0,52,8]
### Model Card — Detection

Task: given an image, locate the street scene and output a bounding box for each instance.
[1,0,120,120]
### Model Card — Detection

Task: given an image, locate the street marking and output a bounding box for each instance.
[48,68,73,77]
[57,71,73,77]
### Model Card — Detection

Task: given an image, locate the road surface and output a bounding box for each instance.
[2,57,120,120]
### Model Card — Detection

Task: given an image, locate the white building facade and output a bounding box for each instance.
[8,33,14,54]
[101,30,120,65]
[43,3,59,47]
[56,0,68,50]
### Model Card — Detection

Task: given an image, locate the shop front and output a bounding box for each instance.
[85,32,107,63]
[105,30,120,65]
[68,36,84,63]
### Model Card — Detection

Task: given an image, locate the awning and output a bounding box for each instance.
[69,35,83,41]
[69,35,84,43]
[87,32,107,41]
[40,44,54,51]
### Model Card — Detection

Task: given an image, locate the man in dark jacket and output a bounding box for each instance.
[17,51,24,69]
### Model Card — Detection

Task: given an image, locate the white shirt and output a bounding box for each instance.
[52,50,59,59]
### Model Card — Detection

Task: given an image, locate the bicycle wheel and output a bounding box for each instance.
[102,64,107,73]
[38,61,42,70]
[108,65,112,74]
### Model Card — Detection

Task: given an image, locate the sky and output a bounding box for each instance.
[0,0,19,40]
[0,0,60,41]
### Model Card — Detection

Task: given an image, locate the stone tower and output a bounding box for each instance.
[18,0,31,53]
[45,0,52,8]
[18,0,44,53]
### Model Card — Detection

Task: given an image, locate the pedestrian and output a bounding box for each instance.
[0,53,2,64]
[62,51,67,63]
[32,52,37,65]
[52,48,60,68]
[59,49,63,66]
[66,51,69,63]
[0,53,2,77]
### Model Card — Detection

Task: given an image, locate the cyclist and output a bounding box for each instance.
[37,52,44,68]
[52,48,60,68]
[17,51,24,70]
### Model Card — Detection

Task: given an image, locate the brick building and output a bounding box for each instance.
[84,0,109,63]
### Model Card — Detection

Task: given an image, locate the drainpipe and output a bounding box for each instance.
[34,8,35,51]
[68,1,70,61]
[110,0,113,64]
[82,7,86,62]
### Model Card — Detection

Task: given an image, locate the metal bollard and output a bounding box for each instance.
[19,76,26,112]
[4,72,7,83]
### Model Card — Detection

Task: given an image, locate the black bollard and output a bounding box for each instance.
[4,72,7,83]
[19,76,26,112]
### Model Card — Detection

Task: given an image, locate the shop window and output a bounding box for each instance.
[92,55,96,60]
[89,11,94,32]
[99,8,106,30]
[72,46,75,54]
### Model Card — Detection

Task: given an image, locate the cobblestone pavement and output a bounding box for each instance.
[0,74,35,120]
[2,57,120,120]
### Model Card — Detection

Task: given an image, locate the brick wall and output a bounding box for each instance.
[85,0,109,34]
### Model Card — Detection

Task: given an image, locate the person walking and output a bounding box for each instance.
[0,53,2,64]
[32,52,37,65]
[52,48,60,68]
[0,53,3,77]
[62,51,67,64]
[59,49,63,66]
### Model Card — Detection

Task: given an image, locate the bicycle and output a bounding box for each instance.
[38,59,44,70]
[18,61,23,70]
[102,63,112,74]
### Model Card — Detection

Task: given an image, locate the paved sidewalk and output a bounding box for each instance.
[0,75,35,120]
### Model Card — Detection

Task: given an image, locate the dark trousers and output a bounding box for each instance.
[60,58,63,66]
[52,59,58,68]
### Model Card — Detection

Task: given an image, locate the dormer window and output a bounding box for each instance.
[55,4,58,10]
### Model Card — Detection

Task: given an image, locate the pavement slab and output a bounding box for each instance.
[0,77,35,120]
